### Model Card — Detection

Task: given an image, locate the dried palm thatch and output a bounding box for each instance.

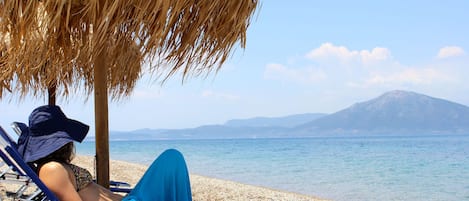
[0,0,258,100]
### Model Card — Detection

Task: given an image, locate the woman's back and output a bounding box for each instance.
[38,161,123,201]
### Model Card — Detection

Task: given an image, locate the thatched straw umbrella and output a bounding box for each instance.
[0,0,258,187]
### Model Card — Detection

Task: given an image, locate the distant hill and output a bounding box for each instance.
[109,128,171,140]
[224,113,326,128]
[145,125,291,139]
[105,113,324,140]
[103,90,469,140]
[297,90,469,134]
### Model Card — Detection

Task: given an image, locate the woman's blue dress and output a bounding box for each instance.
[122,149,192,201]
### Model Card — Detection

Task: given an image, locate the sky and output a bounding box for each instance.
[1,1,469,135]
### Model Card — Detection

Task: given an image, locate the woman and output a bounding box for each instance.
[17,105,192,201]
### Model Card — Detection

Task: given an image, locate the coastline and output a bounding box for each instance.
[0,155,329,201]
[73,155,329,201]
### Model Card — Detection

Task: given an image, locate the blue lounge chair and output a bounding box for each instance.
[0,125,58,201]
[7,122,132,194]
[1,125,132,200]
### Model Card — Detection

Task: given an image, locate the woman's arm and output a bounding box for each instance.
[39,162,83,201]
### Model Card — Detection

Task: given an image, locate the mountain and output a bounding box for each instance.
[102,90,469,140]
[297,90,469,134]
[224,113,326,128]
[105,113,324,140]
[109,128,171,140]
[104,125,291,140]
[147,125,291,139]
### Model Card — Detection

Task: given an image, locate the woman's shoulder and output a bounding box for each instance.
[38,161,73,187]
[39,161,67,171]
[38,162,84,200]
[38,161,71,180]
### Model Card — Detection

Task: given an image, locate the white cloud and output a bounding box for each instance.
[305,43,392,65]
[264,63,327,84]
[361,47,392,65]
[356,68,452,87]
[267,42,465,100]
[437,46,465,59]
[202,90,240,101]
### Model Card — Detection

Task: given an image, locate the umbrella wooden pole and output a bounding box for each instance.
[46,62,56,106]
[93,52,110,188]
[48,84,56,106]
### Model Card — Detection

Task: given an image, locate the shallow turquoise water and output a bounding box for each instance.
[76,135,469,201]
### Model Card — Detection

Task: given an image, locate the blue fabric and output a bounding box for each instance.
[19,105,89,163]
[122,149,192,201]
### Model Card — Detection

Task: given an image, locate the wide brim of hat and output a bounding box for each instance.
[23,131,74,163]
[64,119,89,143]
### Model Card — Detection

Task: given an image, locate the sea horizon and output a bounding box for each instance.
[76,134,469,201]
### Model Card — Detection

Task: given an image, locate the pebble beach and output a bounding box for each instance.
[1,155,328,201]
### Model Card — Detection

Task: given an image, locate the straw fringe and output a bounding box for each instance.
[0,0,258,100]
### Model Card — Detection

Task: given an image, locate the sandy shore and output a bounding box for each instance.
[1,155,329,201]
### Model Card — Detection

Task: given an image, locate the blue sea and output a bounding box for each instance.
[76,135,469,201]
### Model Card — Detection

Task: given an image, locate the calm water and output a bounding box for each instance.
[76,135,469,201]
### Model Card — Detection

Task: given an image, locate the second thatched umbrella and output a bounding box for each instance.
[0,0,258,187]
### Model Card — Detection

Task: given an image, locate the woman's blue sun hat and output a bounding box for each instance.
[18,105,89,163]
